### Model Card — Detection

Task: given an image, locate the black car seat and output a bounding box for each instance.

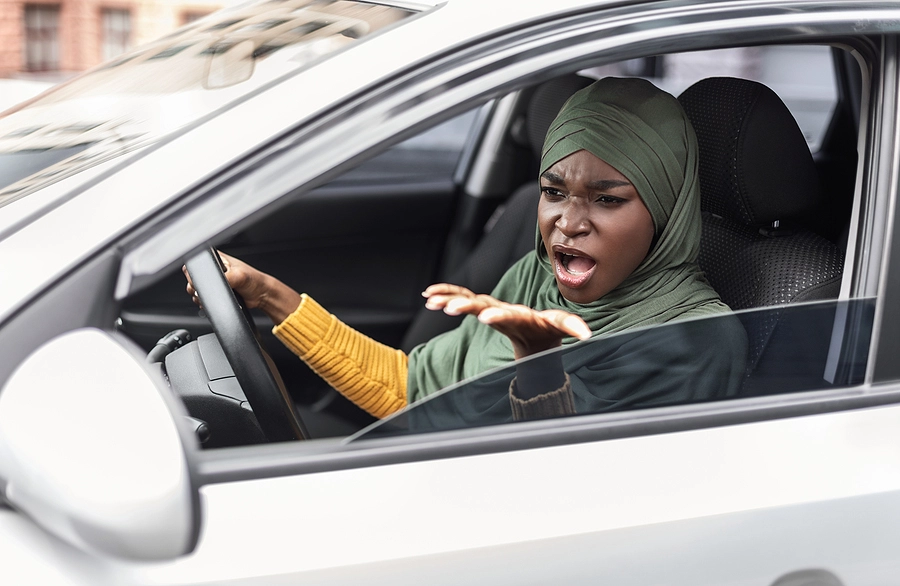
[401,74,593,352]
[678,77,845,391]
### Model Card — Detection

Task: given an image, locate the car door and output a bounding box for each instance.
[6,1,900,584]
[108,4,900,584]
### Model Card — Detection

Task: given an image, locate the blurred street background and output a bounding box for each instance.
[0,0,242,110]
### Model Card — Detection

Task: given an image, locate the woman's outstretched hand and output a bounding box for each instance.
[423,283,591,359]
[183,252,302,325]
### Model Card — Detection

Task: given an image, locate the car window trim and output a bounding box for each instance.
[869,35,900,383]
[196,381,900,485]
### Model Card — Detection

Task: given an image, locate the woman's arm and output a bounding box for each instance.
[274,295,408,418]
[184,253,302,324]
[185,252,408,419]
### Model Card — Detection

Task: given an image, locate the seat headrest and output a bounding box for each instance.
[525,74,594,157]
[679,77,822,226]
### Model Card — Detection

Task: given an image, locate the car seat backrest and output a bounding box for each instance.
[678,77,844,383]
[400,74,593,352]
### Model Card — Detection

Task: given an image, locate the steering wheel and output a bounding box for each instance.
[184,248,307,442]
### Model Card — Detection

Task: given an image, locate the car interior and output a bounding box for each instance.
[118,43,866,446]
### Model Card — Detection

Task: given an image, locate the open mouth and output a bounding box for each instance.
[555,251,597,288]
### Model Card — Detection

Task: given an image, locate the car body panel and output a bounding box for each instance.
[8,400,900,584]
[1,0,900,583]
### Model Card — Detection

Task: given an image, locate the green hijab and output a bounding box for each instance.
[408,77,729,402]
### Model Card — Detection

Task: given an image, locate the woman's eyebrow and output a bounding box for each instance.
[540,171,565,184]
[586,179,632,190]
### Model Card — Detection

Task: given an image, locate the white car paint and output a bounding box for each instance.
[0,0,898,584]
[8,399,900,584]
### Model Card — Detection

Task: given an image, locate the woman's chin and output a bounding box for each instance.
[556,282,601,305]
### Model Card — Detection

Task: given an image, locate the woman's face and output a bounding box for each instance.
[538,149,655,304]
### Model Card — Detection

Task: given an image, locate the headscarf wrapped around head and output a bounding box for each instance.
[408,77,730,403]
[539,76,703,287]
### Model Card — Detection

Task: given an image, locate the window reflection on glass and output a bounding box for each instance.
[24,4,61,72]
[0,0,421,207]
[353,299,874,440]
[101,8,132,62]
[182,11,212,26]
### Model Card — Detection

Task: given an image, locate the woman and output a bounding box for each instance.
[186,77,748,424]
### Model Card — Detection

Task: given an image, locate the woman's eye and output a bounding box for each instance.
[595,195,625,205]
[541,187,564,199]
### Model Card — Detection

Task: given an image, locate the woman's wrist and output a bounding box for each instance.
[257,275,303,325]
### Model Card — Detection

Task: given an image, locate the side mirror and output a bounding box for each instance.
[0,329,200,561]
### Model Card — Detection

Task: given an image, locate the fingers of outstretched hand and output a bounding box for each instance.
[539,309,592,340]
[423,284,483,314]
[476,303,531,325]
[427,295,495,316]
[422,283,473,297]
[478,306,590,340]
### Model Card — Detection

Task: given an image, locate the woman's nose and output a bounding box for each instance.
[556,202,590,237]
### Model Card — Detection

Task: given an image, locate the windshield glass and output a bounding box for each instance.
[350,299,874,441]
[0,0,420,209]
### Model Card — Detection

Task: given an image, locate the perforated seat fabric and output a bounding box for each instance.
[679,77,844,375]
[401,75,592,352]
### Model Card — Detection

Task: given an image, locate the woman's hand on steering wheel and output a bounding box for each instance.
[423,283,591,360]
[183,251,302,325]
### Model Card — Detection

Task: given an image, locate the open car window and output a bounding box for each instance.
[115,39,862,448]
[352,298,874,440]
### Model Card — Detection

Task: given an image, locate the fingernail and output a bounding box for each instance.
[564,315,590,339]
[479,307,500,323]
[446,299,467,314]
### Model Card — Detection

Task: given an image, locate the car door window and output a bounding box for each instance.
[339,45,862,440]
[354,298,874,439]
[115,35,866,449]
[333,109,481,184]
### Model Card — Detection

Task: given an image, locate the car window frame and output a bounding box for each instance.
[109,2,900,483]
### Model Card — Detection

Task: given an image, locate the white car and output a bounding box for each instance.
[0,0,898,584]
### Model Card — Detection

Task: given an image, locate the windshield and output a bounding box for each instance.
[0,0,421,209]
[350,299,874,441]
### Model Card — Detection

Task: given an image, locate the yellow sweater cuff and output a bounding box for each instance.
[272,294,331,355]
[273,294,408,419]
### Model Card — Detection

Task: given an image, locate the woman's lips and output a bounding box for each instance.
[554,251,597,289]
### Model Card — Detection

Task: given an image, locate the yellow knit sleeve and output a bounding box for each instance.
[272,294,408,419]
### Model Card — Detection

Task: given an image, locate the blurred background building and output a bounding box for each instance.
[0,0,241,107]
[0,0,240,79]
